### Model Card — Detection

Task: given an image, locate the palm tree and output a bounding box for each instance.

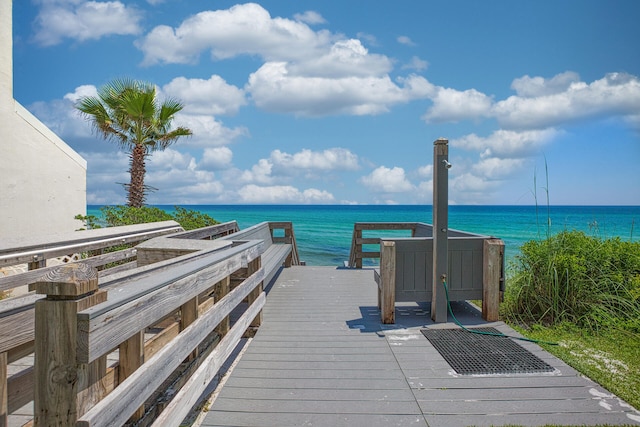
[76,78,192,207]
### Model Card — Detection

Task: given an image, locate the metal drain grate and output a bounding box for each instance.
[420,327,555,375]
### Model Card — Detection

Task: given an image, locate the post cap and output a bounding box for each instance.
[29,263,99,297]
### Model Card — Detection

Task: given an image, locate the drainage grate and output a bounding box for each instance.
[420,327,555,375]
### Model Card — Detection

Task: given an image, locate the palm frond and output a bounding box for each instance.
[74,77,192,206]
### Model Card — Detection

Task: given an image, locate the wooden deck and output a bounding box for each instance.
[201,266,639,427]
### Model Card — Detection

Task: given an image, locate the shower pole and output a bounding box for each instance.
[432,138,450,323]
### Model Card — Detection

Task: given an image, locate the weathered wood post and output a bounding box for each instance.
[31,264,105,426]
[483,238,504,321]
[355,226,363,269]
[432,138,450,323]
[214,276,231,337]
[246,256,263,330]
[380,240,396,324]
[0,351,6,426]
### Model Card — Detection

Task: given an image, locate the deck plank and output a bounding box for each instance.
[203,266,639,427]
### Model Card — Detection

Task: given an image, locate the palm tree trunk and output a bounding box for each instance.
[128,144,147,207]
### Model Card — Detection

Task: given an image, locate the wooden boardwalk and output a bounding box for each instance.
[202,266,639,427]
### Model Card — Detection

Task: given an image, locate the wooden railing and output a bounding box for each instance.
[1,221,185,426]
[347,222,430,268]
[348,222,504,322]
[0,220,183,273]
[1,220,297,426]
[269,222,301,266]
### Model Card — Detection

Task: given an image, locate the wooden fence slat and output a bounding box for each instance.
[151,292,266,427]
[7,366,33,414]
[76,267,265,427]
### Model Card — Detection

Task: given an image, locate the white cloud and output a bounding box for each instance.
[493,72,640,130]
[471,157,526,179]
[235,147,359,185]
[247,62,433,116]
[452,129,560,159]
[270,148,359,172]
[136,4,436,118]
[33,0,142,46]
[28,98,90,140]
[293,11,326,25]
[357,32,378,46]
[419,72,640,132]
[145,149,227,203]
[201,147,233,170]
[238,159,275,185]
[451,172,495,193]
[174,114,249,147]
[402,56,428,71]
[360,166,414,193]
[511,71,581,97]
[136,3,334,65]
[238,185,334,203]
[417,164,433,178]
[397,36,415,46]
[80,150,130,204]
[162,75,246,116]
[288,39,393,78]
[423,87,493,123]
[81,150,129,182]
[63,84,98,103]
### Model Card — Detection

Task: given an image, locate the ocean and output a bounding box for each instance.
[87,205,639,267]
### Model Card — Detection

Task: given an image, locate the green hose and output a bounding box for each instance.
[441,278,558,346]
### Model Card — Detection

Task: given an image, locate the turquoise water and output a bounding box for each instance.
[87,205,639,266]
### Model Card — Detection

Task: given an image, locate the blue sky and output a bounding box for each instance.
[12,0,640,205]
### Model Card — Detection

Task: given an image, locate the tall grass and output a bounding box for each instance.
[502,230,640,333]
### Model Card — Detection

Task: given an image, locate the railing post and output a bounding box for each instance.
[181,295,199,361]
[28,255,45,270]
[0,351,6,426]
[355,226,363,269]
[432,138,450,323]
[119,331,145,421]
[214,276,231,337]
[31,264,103,426]
[483,238,504,321]
[247,256,263,330]
[284,224,293,267]
[380,241,396,324]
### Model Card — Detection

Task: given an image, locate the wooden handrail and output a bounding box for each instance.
[2,220,302,426]
[0,221,182,268]
[268,222,301,266]
[347,222,428,268]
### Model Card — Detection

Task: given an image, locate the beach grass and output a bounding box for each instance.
[502,229,640,410]
[514,322,640,411]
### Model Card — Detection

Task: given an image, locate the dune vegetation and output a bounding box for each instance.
[502,230,640,410]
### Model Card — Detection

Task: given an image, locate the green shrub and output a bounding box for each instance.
[171,206,219,230]
[76,206,219,231]
[502,230,640,333]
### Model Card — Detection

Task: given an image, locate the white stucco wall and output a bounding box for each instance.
[1,0,87,240]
